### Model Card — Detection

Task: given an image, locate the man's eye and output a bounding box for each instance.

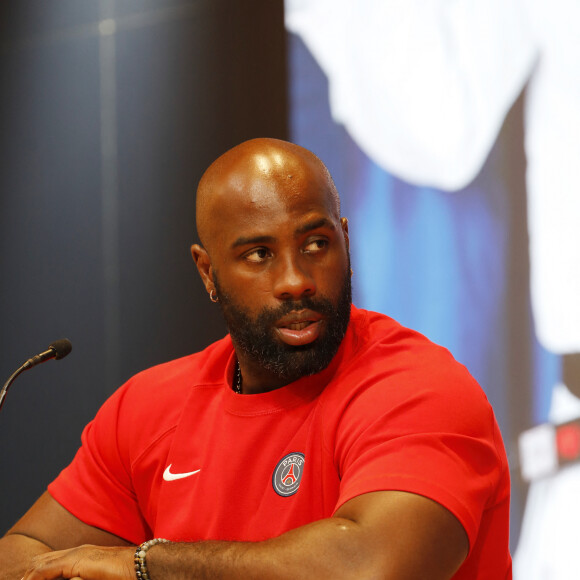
[304,239,328,253]
[245,248,270,263]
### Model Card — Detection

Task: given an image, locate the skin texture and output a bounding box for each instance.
[3,138,470,580]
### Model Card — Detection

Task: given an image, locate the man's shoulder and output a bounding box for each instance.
[128,334,234,393]
[349,305,457,364]
[326,307,500,457]
[339,305,486,405]
[85,335,235,458]
[98,335,234,424]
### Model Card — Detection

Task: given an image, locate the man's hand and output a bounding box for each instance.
[0,492,133,580]
[21,545,135,580]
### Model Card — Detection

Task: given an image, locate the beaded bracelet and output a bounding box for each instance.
[134,538,170,580]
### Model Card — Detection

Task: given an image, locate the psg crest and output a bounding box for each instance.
[272,452,305,497]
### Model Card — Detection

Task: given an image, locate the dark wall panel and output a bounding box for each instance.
[0,0,287,532]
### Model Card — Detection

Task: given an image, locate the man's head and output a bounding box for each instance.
[191,138,351,392]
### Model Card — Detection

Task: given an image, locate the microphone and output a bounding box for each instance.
[0,339,72,413]
[21,338,73,370]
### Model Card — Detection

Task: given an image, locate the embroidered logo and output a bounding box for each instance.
[272,452,305,497]
[163,464,201,481]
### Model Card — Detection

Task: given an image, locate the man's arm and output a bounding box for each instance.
[1,491,132,580]
[21,489,469,580]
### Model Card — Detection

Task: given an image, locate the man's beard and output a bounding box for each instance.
[214,267,352,385]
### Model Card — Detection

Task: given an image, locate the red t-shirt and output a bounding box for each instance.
[49,306,511,578]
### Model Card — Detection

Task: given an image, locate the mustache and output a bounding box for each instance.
[256,296,337,326]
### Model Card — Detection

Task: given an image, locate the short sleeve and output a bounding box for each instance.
[333,357,508,551]
[48,382,151,544]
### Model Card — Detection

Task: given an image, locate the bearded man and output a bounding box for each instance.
[2,138,511,580]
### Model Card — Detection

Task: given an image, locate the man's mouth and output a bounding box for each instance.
[275,310,324,346]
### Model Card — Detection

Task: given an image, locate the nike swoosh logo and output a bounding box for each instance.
[163,464,201,481]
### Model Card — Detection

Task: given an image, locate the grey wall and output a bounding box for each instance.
[0,0,287,531]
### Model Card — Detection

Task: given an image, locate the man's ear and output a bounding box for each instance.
[340,217,350,251]
[191,244,214,294]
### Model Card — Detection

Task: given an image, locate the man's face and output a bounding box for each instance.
[197,147,352,388]
[214,257,351,384]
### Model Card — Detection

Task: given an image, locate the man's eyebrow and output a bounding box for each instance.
[294,217,336,236]
[232,234,277,249]
[231,218,336,249]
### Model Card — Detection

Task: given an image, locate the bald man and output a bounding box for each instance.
[2,139,511,580]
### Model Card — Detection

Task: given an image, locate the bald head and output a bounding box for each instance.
[196,138,340,253]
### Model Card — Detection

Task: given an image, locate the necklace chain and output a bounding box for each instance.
[234,361,242,394]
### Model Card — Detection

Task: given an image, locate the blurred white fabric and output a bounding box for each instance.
[514,383,580,579]
[285,0,580,353]
[286,2,580,576]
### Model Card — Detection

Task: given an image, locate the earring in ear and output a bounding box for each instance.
[209,290,219,303]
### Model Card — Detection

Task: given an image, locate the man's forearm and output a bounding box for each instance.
[145,493,467,580]
[146,517,385,580]
[0,533,53,580]
[19,492,468,580]
[17,518,370,580]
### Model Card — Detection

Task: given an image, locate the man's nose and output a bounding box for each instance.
[273,254,316,300]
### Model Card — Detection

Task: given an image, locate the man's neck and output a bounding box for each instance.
[234,355,293,395]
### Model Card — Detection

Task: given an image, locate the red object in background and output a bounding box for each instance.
[556,421,580,462]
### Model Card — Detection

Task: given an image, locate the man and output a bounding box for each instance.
[2,138,511,579]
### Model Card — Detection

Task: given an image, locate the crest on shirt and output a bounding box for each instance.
[272,452,305,497]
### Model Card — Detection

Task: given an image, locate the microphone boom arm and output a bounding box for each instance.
[0,365,28,412]
[0,339,72,413]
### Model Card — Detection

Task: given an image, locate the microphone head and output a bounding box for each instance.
[50,338,72,360]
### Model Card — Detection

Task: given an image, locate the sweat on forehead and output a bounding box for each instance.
[195,138,340,247]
